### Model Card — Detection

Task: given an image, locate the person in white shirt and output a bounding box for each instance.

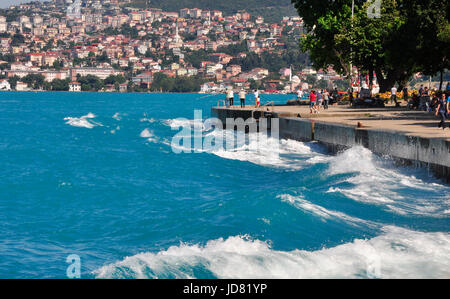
[254,89,260,107]
[297,89,303,101]
[239,89,246,108]
[391,86,398,106]
[226,89,234,107]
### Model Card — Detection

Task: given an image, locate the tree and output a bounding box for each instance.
[11,34,25,46]
[22,74,45,90]
[292,0,450,92]
[8,76,20,90]
[96,52,110,63]
[51,79,69,91]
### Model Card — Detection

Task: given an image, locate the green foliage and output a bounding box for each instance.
[96,52,110,64]
[51,79,70,91]
[77,75,104,91]
[216,41,248,57]
[231,50,308,73]
[150,72,205,92]
[292,0,450,92]
[0,53,16,63]
[184,50,210,68]
[127,0,296,22]
[103,24,139,38]
[104,75,126,85]
[22,74,45,89]
[53,60,64,71]
[8,76,20,90]
[11,34,25,47]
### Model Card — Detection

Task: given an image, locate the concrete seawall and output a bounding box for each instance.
[211,107,450,183]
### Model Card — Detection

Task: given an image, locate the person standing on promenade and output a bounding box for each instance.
[317,90,323,111]
[419,85,427,111]
[226,88,234,107]
[254,89,260,107]
[239,89,246,108]
[403,87,408,103]
[297,89,303,103]
[323,89,330,110]
[436,93,449,129]
[423,87,430,111]
[309,90,317,114]
[348,87,354,106]
[391,86,398,106]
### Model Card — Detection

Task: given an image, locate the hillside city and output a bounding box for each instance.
[0,0,352,93]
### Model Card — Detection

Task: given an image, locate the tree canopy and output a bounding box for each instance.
[292,0,450,91]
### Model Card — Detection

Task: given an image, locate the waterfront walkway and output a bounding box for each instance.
[220,104,450,141]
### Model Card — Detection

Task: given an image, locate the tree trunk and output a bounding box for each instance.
[368,67,374,96]
[439,70,444,91]
[375,69,397,93]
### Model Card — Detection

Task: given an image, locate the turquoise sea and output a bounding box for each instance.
[0,91,449,278]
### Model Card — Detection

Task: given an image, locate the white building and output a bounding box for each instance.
[0,79,11,91]
[0,16,7,33]
[70,67,123,80]
[69,82,81,92]
[15,81,29,91]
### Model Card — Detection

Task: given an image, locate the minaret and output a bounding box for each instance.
[173,23,182,48]
[175,23,180,43]
[289,65,292,82]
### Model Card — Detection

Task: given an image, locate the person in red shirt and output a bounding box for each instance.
[310,91,317,114]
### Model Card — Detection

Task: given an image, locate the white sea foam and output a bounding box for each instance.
[140,117,156,123]
[140,128,158,143]
[93,226,450,279]
[165,119,205,130]
[112,113,121,121]
[64,113,101,129]
[279,194,378,228]
[326,146,450,217]
[206,131,323,170]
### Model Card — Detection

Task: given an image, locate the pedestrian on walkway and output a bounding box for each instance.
[226,88,234,107]
[297,89,303,103]
[254,89,260,107]
[403,86,408,103]
[391,86,398,106]
[309,90,317,114]
[323,89,329,110]
[317,90,323,111]
[436,93,449,129]
[239,89,246,108]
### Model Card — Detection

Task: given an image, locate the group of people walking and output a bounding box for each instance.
[406,84,450,130]
[308,89,330,114]
[225,89,260,108]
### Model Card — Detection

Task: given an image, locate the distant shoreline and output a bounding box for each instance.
[0,90,297,95]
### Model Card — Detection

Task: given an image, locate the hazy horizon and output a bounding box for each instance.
[0,0,43,9]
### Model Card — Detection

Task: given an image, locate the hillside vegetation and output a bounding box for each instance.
[127,0,297,22]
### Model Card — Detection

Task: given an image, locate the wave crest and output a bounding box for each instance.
[94,227,450,279]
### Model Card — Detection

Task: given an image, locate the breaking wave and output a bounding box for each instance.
[64,113,101,129]
[279,194,378,228]
[164,118,207,130]
[204,130,325,170]
[112,113,121,121]
[140,128,158,143]
[93,226,450,279]
[326,146,450,217]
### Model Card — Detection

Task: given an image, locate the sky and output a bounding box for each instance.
[0,0,43,9]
